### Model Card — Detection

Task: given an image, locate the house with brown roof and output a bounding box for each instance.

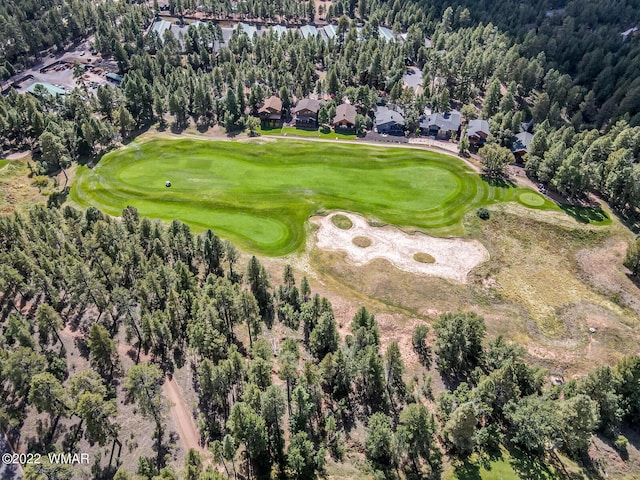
[258,96,283,126]
[293,98,321,127]
[332,103,357,129]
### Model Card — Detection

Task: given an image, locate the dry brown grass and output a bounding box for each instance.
[0,156,48,214]
[351,236,371,248]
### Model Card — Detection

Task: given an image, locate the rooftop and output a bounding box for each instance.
[151,19,172,37]
[378,26,395,43]
[299,25,318,39]
[375,106,405,126]
[26,82,67,96]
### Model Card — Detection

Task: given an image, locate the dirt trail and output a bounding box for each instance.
[162,376,208,458]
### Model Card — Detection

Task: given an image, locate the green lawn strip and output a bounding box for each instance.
[71,138,604,256]
[445,448,578,480]
[258,125,357,140]
[0,159,9,170]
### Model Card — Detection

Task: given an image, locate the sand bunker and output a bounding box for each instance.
[312,212,489,283]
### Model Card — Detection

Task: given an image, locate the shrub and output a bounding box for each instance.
[614,435,628,454]
[476,207,490,220]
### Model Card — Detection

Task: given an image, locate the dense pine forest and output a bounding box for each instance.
[1,206,639,479]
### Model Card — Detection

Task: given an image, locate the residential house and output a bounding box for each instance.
[322,24,338,42]
[299,25,318,39]
[374,106,405,135]
[293,98,321,127]
[466,119,490,146]
[332,103,357,129]
[512,132,534,162]
[378,26,395,43]
[259,96,283,126]
[419,111,461,139]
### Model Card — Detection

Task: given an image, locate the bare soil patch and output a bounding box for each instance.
[312,211,489,283]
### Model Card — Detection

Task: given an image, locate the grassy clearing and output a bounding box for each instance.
[444,448,582,480]
[0,155,50,214]
[71,137,607,255]
[331,213,353,230]
[414,252,436,263]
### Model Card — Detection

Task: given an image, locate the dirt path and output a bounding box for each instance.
[162,376,208,458]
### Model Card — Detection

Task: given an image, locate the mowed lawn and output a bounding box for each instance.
[72,137,572,255]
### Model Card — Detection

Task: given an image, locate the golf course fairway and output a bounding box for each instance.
[71,137,588,255]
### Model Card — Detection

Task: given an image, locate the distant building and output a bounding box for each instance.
[151,20,172,38]
[332,103,357,129]
[299,25,318,39]
[420,111,461,139]
[259,96,283,126]
[378,26,395,43]
[293,98,321,127]
[512,132,534,161]
[374,106,405,135]
[322,24,338,42]
[466,119,490,146]
[237,22,258,40]
[106,72,123,85]
[27,82,67,96]
[270,25,288,38]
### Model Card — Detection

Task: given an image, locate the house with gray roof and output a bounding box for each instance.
[512,132,534,161]
[466,119,490,146]
[374,106,405,135]
[378,26,395,43]
[322,24,338,42]
[299,25,318,39]
[237,22,258,40]
[420,111,461,139]
[151,20,172,38]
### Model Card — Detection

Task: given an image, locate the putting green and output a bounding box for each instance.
[517,191,546,208]
[71,138,566,255]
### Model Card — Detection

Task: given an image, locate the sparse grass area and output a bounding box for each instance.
[414,252,436,263]
[331,213,353,230]
[71,136,603,256]
[0,155,49,214]
[352,236,372,248]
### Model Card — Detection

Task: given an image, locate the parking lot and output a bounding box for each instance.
[8,42,118,96]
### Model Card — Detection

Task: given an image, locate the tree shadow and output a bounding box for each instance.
[480,174,516,189]
[559,204,610,224]
[451,459,481,480]
[508,448,565,480]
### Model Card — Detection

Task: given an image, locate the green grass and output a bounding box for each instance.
[71,137,605,255]
[445,448,581,480]
[259,125,357,140]
[0,159,10,170]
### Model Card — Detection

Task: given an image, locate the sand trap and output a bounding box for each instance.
[312,212,489,283]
